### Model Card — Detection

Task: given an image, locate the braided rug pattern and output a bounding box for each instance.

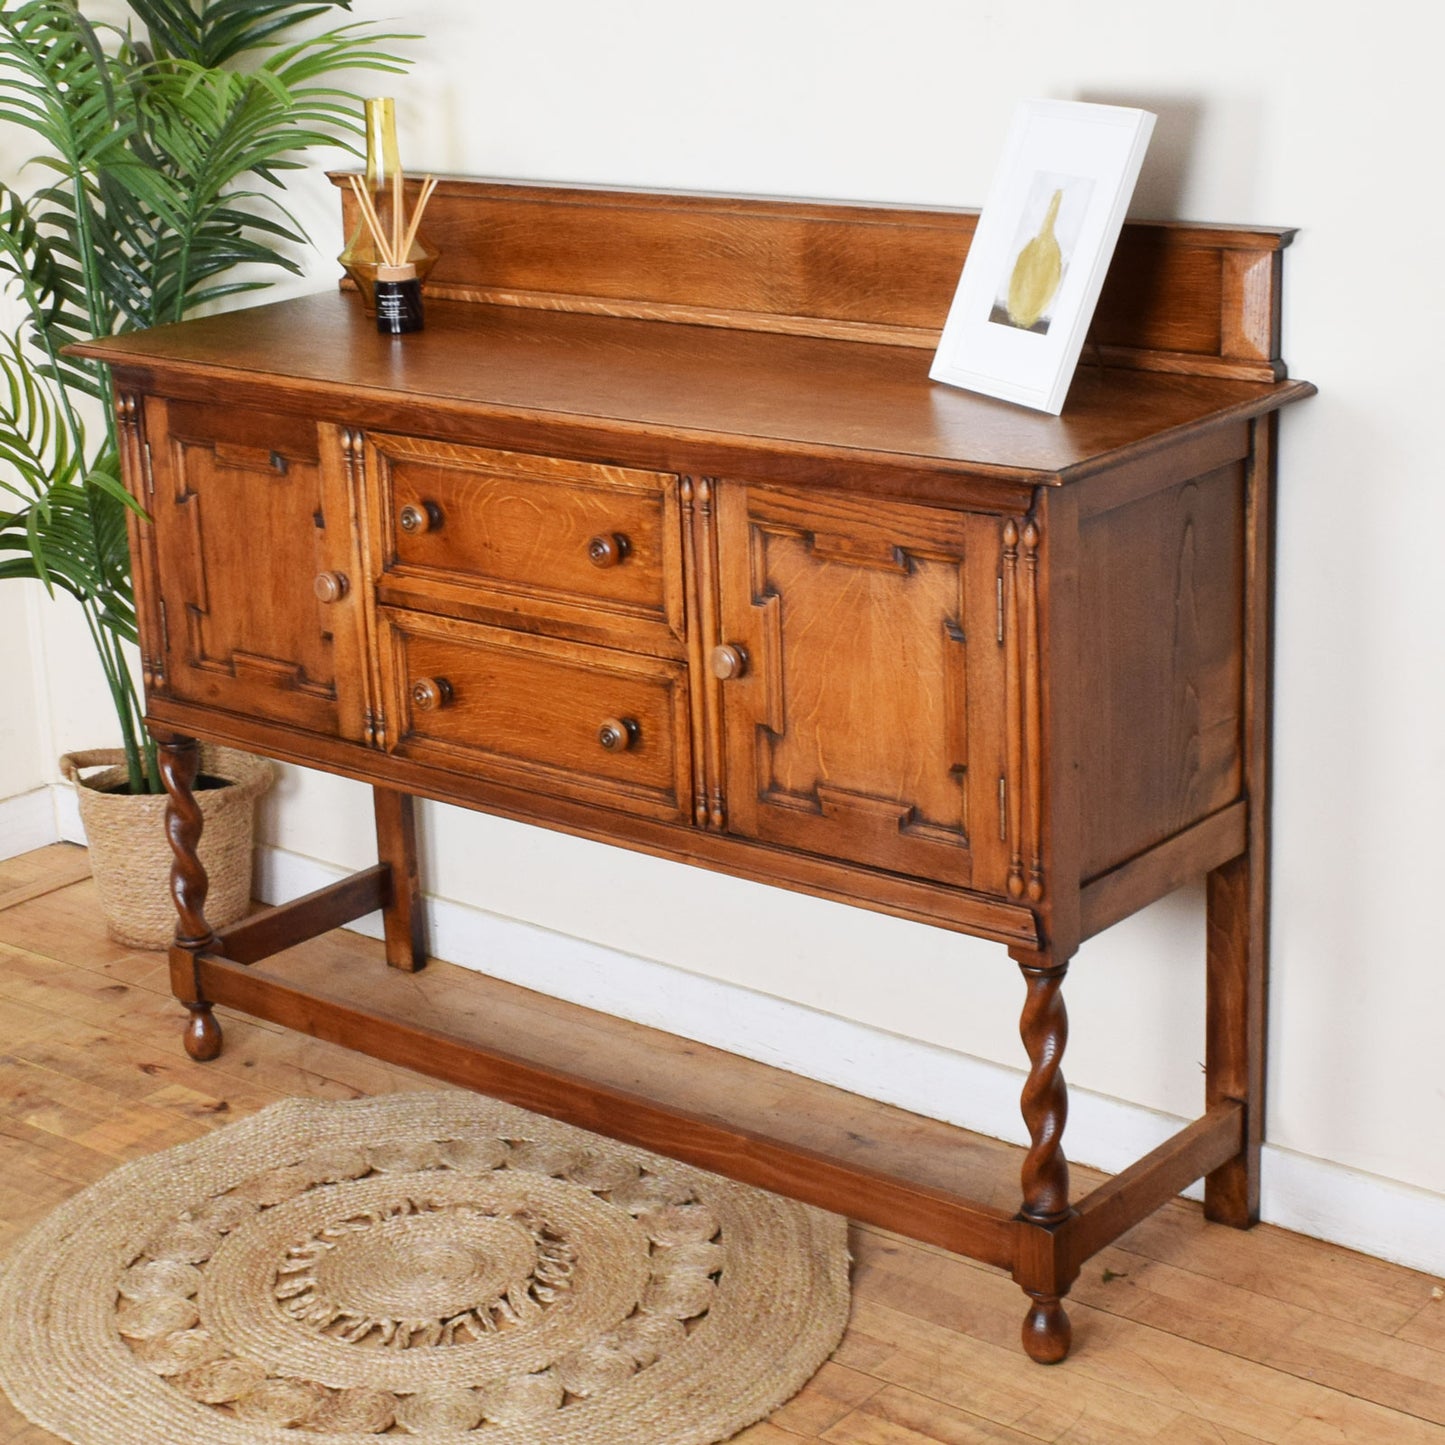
[0,1093,850,1443]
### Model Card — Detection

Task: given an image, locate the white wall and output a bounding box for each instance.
[0,585,47,798]
[9,1,1444,1265]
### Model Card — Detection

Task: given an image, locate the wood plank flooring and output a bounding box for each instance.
[0,843,1441,1444]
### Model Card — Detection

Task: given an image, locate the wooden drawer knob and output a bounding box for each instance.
[411,676,454,711]
[399,500,443,535]
[710,643,748,680]
[587,532,630,568]
[313,571,349,604]
[597,716,640,752]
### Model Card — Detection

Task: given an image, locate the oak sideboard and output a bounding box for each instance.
[75,178,1314,1362]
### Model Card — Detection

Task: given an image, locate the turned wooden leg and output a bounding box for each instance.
[157,734,223,1061]
[1013,948,1073,1362]
[374,787,427,972]
[1020,1290,1072,1364]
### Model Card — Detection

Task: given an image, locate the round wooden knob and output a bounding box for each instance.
[313,571,349,604]
[597,717,639,752]
[399,500,443,535]
[411,676,454,711]
[587,532,630,568]
[710,643,748,680]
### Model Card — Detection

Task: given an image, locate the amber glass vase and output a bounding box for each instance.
[338,98,439,313]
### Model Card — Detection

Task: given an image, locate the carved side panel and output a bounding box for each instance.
[1075,463,1246,877]
[144,398,367,739]
[715,484,1010,890]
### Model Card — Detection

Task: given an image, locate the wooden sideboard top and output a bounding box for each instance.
[77,291,1312,489]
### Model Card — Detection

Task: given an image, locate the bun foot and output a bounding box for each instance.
[1021,1294,1072,1363]
[184,1004,223,1061]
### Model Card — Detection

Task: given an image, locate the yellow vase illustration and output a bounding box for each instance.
[1006,188,1064,331]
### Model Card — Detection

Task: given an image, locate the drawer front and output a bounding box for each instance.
[366,435,686,653]
[379,609,692,822]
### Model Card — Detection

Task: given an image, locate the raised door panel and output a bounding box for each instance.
[377,608,692,823]
[714,484,1011,891]
[144,400,368,740]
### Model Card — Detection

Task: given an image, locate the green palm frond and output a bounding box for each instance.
[0,3,133,174]
[0,0,412,789]
[0,477,132,633]
[131,0,359,69]
[0,332,83,510]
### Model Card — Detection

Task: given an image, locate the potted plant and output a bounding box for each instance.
[0,0,408,945]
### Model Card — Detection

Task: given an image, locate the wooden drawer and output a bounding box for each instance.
[378,608,692,822]
[365,434,686,654]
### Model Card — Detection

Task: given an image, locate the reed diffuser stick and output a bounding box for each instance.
[347,171,439,270]
[399,177,438,266]
[391,169,402,271]
[347,175,389,263]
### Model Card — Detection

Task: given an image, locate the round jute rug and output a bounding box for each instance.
[0,1092,850,1444]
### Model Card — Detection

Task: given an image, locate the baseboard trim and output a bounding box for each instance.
[54,781,85,846]
[240,840,1433,1279]
[0,788,60,860]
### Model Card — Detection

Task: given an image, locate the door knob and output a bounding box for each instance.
[710,643,748,680]
[313,571,349,604]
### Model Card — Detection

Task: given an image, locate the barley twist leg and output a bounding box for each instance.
[157,734,222,1060]
[1016,953,1072,1362]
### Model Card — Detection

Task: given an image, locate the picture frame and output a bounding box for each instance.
[929,99,1156,414]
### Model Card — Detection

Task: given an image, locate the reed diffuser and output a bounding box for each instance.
[348,170,438,334]
[338,98,439,314]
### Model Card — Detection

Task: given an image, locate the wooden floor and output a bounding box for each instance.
[1,843,1442,1444]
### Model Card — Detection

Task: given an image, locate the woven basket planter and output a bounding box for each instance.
[60,745,276,950]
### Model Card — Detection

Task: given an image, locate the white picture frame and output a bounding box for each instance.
[929,100,1156,415]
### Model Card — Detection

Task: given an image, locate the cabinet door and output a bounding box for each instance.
[144,400,369,740]
[714,483,1010,891]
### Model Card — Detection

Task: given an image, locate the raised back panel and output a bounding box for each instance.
[333,175,1295,381]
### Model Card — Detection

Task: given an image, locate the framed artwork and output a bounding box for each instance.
[929,100,1156,414]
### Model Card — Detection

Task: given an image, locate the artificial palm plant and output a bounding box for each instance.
[0,0,408,793]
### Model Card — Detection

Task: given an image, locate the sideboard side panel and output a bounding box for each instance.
[1074,458,1247,882]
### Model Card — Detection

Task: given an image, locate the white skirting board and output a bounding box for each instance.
[254,841,1445,1281]
[0,788,61,860]
[54,781,85,847]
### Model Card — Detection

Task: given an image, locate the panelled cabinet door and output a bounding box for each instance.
[714,483,1012,893]
[142,401,368,739]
